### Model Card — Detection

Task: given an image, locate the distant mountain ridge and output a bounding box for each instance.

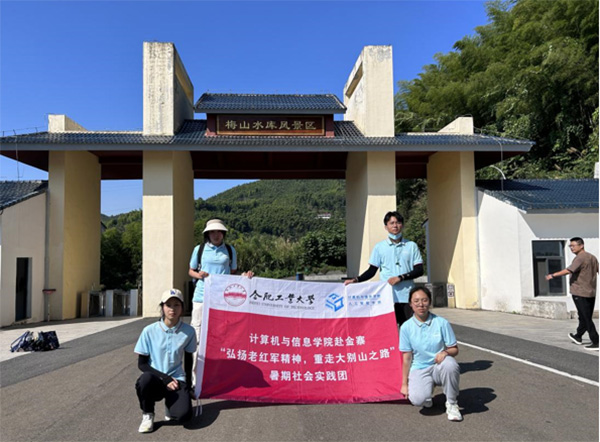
[194,179,346,239]
[103,179,346,239]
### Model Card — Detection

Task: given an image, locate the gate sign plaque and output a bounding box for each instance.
[217,115,324,136]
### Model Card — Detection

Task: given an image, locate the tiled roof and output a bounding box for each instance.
[477,179,599,211]
[195,93,347,114]
[0,120,533,151]
[0,180,48,210]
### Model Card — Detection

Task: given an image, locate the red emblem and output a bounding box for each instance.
[223,284,247,307]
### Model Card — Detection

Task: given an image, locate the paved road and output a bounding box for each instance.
[1,318,597,442]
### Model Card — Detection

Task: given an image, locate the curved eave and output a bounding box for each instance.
[0,141,533,153]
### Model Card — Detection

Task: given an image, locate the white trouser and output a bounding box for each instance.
[190,302,203,385]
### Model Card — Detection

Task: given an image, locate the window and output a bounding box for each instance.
[532,241,565,296]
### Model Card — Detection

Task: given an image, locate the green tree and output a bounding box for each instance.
[396,0,598,179]
[300,223,346,272]
[100,228,131,289]
[122,221,142,288]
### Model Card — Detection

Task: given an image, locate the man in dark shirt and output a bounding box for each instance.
[546,237,599,351]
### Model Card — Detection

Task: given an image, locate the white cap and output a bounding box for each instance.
[160,288,184,304]
[203,219,228,233]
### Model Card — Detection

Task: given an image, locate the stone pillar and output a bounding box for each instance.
[427,117,479,309]
[47,149,101,320]
[344,46,396,275]
[143,42,194,136]
[142,41,195,315]
[142,151,194,316]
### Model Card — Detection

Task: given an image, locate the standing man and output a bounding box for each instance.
[546,237,599,351]
[345,211,424,329]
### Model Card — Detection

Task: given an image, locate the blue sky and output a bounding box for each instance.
[1,0,489,215]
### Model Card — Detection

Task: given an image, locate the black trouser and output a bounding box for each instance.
[394,302,413,329]
[573,295,599,345]
[135,372,192,420]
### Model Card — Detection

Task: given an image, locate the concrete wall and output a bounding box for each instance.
[0,194,47,326]
[48,151,101,320]
[142,151,194,316]
[477,191,526,313]
[48,114,86,132]
[143,42,194,136]
[477,190,599,318]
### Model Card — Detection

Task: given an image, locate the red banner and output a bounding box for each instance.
[196,275,403,404]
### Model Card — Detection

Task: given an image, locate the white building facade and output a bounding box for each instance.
[477,179,599,319]
[0,181,48,326]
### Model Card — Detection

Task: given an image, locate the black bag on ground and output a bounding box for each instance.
[9,330,59,352]
[33,331,60,351]
[10,331,35,352]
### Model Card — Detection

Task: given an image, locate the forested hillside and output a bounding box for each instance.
[192,180,345,240]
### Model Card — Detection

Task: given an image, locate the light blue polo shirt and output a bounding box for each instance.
[369,237,423,303]
[189,242,237,303]
[399,313,457,371]
[134,320,196,381]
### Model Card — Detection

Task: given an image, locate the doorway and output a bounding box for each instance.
[15,257,31,321]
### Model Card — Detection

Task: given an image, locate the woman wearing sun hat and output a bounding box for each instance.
[134,289,196,433]
[188,219,254,343]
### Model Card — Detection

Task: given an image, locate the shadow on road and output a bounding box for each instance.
[460,359,493,373]
[184,400,285,430]
[417,386,496,417]
[458,387,496,416]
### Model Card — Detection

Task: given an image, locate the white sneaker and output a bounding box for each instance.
[446,402,463,422]
[165,405,173,421]
[138,413,154,433]
[423,398,433,408]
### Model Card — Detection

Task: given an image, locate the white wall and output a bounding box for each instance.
[0,194,47,326]
[477,190,599,317]
[477,191,524,313]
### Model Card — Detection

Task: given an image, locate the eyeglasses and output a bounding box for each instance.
[411,299,430,305]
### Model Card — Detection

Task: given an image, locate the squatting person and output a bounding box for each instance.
[400,286,463,422]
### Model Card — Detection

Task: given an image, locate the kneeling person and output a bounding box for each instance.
[400,287,462,422]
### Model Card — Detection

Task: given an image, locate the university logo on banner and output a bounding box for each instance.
[195,275,403,404]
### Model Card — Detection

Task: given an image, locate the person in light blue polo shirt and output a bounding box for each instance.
[134,289,197,433]
[188,219,254,344]
[345,211,423,328]
[400,286,462,422]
